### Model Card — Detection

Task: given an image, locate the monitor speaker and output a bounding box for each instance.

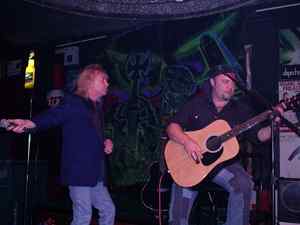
[279,132,300,179]
[277,178,300,224]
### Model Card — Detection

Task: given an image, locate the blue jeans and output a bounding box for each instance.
[168,163,253,225]
[69,181,115,225]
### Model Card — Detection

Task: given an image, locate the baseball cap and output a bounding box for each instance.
[207,64,240,78]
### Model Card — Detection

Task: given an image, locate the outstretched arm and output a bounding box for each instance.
[5,119,36,133]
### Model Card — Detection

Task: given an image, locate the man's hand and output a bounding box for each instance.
[258,103,286,142]
[273,103,286,123]
[5,119,36,133]
[183,138,204,163]
[104,139,113,154]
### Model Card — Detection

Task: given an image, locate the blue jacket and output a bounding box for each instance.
[32,94,106,186]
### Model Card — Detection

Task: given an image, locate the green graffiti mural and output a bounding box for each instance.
[174,12,242,83]
[91,12,245,186]
[102,50,166,186]
[160,65,196,116]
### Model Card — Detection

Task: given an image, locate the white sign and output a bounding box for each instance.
[55,46,79,66]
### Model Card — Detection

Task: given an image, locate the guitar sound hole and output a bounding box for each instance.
[202,136,223,166]
[206,136,221,153]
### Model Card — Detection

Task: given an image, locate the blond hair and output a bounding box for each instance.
[75,64,107,98]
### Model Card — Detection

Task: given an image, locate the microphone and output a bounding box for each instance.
[0,119,10,129]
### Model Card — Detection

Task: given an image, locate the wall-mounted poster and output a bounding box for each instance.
[279,27,300,179]
[280,27,300,80]
[43,12,263,186]
[55,46,80,92]
[278,80,300,128]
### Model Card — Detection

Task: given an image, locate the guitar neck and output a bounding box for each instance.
[220,110,275,143]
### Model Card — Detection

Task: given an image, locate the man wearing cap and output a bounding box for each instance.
[166,65,283,225]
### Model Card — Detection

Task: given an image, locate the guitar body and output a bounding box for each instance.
[164,119,239,187]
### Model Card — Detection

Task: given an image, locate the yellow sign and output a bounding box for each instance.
[24,51,35,89]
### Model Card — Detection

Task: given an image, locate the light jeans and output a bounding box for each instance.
[168,163,253,225]
[69,181,115,225]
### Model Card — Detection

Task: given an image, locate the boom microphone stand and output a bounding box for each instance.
[224,72,300,136]
[270,119,280,225]
[23,49,37,225]
[224,72,300,225]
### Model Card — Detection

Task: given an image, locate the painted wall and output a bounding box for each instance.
[49,12,255,186]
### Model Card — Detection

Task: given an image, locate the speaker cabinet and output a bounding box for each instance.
[277,178,300,224]
[279,132,300,179]
[0,160,48,225]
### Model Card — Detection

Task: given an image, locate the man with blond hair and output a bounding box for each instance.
[6,64,115,225]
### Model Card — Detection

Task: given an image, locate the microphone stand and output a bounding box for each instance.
[224,72,300,225]
[271,119,280,225]
[224,72,300,135]
[23,90,34,225]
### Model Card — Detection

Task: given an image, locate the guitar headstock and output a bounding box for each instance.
[282,94,300,111]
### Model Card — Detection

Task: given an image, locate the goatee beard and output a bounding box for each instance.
[222,95,230,101]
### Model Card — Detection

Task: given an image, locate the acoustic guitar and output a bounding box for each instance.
[164,96,300,187]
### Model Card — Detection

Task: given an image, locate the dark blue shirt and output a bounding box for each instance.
[32,94,106,186]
